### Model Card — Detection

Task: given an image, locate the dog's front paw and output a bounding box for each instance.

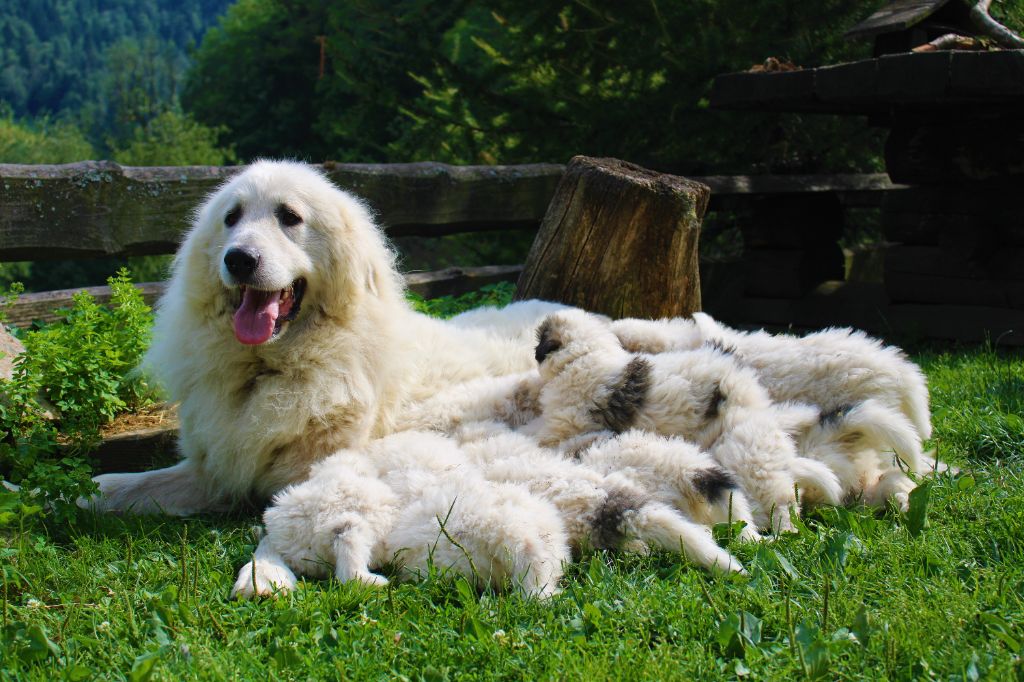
[231,560,298,599]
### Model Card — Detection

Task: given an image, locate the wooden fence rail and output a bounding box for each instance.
[0,161,904,261]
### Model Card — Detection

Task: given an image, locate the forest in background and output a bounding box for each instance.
[3,0,1023,290]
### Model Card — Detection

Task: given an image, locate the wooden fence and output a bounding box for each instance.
[4,160,1021,344]
[2,160,904,323]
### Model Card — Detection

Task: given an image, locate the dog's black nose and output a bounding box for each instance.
[224,248,260,280]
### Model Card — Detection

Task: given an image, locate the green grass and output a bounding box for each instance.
[2,340,1023,680]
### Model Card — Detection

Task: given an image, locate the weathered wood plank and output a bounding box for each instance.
[0,161,563,260]
[709,280,1024,345]
[0,162,911,263]
[5,282,166,327]
[5,266,524,327]
[711,50,1024,114]
[92,425,179,474]
[844,0,952,39]
[404,265,523,299]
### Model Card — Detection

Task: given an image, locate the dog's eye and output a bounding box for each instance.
[275,204,303,227]
[225,206,243,227]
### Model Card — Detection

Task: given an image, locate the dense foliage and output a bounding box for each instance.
[0,0,231,120]
[0,270,156,519]
[185,0,891,173]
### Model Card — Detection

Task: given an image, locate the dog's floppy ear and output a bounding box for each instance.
[534,318,563,364]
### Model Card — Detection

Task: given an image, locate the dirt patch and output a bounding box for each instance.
[100,403,178,437]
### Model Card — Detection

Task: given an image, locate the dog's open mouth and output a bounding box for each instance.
[232,278,307,345]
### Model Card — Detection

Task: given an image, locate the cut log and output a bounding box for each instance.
[515,156,708,319]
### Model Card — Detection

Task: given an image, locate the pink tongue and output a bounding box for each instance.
[233,288,282,345]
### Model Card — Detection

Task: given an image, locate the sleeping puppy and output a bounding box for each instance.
[531,310,842,533]
[773,400,921,512]
[456,422,746,574]
[231,431,568,599]
[562,429,762,542]
[611,312,933,463]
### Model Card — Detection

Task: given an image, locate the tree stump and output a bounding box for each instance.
[515,156,708,319]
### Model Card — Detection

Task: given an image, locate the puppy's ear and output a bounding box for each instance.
[534,319,562,364]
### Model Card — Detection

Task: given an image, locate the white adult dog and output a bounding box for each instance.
[88,161,564,515]
[231,431,568,599]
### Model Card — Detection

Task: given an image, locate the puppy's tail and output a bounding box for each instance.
[791,456,843,507]
[812,400,925,474]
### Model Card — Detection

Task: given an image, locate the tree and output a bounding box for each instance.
[183,0,892,173]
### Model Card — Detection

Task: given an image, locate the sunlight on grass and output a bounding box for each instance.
[2,330,1022,679]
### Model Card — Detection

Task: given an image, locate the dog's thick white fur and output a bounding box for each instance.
[772,400,920,511]
[532,310,843,532]
[88,161,565,515]
[455,422,745,574]
[611,313,933,447]
[231,431,568,599]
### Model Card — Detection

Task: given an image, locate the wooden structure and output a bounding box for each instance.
[846,0,974,54]
[0,159,1014,471]
[516,156,708,319]
[712,49,1024,345]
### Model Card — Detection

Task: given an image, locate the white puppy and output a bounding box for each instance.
[231,431,568,599]
[456,423,745,574]
[773,400,921,511]
[532,310,842,532]
[566,429,762,542]
[611,313,933,448]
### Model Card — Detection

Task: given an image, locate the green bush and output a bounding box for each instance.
[407,281,515,318]
[0,269,156,520]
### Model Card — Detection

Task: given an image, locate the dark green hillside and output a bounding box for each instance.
[0,0,232,118]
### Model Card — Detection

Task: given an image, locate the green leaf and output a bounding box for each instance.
[851,608,873,648]
[67,665,93,681]
[129,650,162,682]
[905,482,932,537]
[25,623,61,661]
[822,531,863,569]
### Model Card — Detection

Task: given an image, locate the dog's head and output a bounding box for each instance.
[173,160,399,347]
[534,310,621,379]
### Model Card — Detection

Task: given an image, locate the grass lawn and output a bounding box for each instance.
[2,339,1023,680]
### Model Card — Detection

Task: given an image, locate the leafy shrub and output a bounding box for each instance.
[0,269,156,519]
[407,281,515,319]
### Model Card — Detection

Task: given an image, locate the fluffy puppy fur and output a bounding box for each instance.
[88,161,566,515]
[396,371,542,434]
[455,423,745,574]
[773,400,920,511]
[231,431,568,599]
[611,313,933,447]
[565,429,762,542]
[533,310,842,532]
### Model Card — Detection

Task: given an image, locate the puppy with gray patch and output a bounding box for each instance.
[231,431,569,599]
[562,429,762,542]
[456,422,746,574]
[772,400,921,511]
[532,310,842,533]
[611,313,933,471]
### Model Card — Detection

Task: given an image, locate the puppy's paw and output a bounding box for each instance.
[231,560,297,599]
[352,571,389,588]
